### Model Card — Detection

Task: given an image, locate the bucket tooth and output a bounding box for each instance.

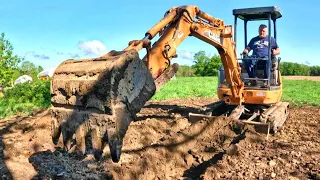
[51,117,61,145]
[107,128,122,163]
[61,124,74,151]
[91,127,104,160]
[91,127,102,150]
[75,124,87,154]
[50,106,122,159]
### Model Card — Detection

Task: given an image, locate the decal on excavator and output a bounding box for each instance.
[177,31,184,39]
[204,30,221,43]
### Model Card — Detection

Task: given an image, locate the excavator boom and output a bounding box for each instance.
[117,5,244,103]
[50,5,287,162]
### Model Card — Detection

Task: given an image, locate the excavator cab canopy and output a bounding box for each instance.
[232,6,282,21]
[232,6,282,45]
[232,6,282,88]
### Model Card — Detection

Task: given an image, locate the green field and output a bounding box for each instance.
[0,77,319,119]
[281,78,320,106]
[152,77,320,106]
[151,77,219,100]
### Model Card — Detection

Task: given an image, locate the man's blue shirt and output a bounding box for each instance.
[247,35,279,58]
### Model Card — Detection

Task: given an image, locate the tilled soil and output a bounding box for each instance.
[0,97,319,180]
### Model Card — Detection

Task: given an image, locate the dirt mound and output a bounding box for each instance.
[0,98,319,179]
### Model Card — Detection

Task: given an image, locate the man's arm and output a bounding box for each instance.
[243,47,250,55]
[272,37,280,55]
[272,48,280,55]
[243,39,254,55]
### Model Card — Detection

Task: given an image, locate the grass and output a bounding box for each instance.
[0,80,51,119]
[151,77,218,100]
[282,79,320,106]
[152,76,320,106]
[0,101,40,118]
[0,76,319,119]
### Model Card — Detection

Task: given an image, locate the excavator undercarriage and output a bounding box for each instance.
[50,5,289,162]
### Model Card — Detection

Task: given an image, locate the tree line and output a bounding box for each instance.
[0,33,43,88]
[176,50,320,77]
[1,32,320,88]
[279,62,320,76]
[176,51,222,77]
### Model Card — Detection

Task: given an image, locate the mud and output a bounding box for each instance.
[0,97,319,179]
[50,49,156,161]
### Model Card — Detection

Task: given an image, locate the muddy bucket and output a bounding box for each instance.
[50,49,156,162]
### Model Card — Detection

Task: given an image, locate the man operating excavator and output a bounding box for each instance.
[242,24,280,83]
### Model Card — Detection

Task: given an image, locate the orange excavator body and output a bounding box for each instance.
[50,5,289,162]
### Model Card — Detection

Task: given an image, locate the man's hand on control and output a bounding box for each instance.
[243,49,249,56]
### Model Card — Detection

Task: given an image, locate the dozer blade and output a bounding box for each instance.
[50,49,156,162]
[188,101,290,135]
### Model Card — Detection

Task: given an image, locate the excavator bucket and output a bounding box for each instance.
[50,49,157,162]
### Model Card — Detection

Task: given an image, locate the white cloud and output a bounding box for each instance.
[305,60,311,65]
[177,50,194,60]
[77,40,107,56]
[24,51,50,60]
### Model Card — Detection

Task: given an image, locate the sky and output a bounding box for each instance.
[0,0,319,71]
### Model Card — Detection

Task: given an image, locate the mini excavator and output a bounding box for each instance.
[49,5,289,162]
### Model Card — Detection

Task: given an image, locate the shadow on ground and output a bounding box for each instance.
[0,110,45,179]
[27,102,249,179]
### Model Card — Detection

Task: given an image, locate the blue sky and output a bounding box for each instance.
[0,0,319,70]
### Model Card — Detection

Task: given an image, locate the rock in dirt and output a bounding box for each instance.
[269,160,277,167]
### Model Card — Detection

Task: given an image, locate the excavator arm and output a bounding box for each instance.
[117,5,244,104]
[50,5,244,162]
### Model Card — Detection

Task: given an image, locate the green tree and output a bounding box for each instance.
[280,62,295,75]
[20,61,36,73]
[192,51,222,76]
[206,54,222,76]
[37,65,44,73]
[280,61,313,76]
[310,65,320,76]
[192,51,208,76]
[11,69,23,82]
[0,32,23,87]
[18,61,44,82]
[175,65,195,77]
